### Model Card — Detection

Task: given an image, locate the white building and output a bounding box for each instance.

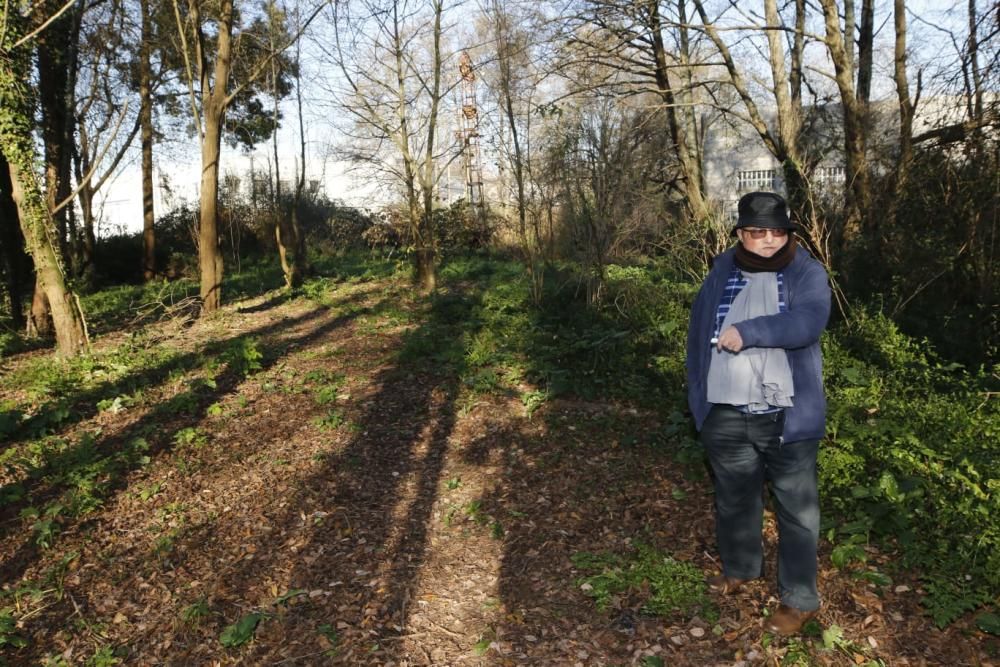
[702,95,986,218]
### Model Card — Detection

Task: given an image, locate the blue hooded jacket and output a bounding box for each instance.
[686,247,832,443]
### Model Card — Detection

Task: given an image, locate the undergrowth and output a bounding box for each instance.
[429,254,998,628]
[1,251,996,633]
[820,308,999,626]
[571,543,716,621]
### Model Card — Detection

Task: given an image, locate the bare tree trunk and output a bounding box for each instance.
[199,107,225,312]
[764,0,816,229]
[677,0,706,202]
[882,0,919,261]
[7,156,87,354]
[648,0,708,223]
[489,0,541,301]
[843,0,855,73]
[790,0,805,106]
[694,0,850,318]
[291,19,308,279]
[820,0,872,245]
[2,11,87,355]
[35,0,81,267]
[271,51,293,289]
[891,0,915,201]
[895,6,915,154]
[140,0,156,280]
[968,0,982,120]
[271,83,282,206]
[189,0,235,314]
[269,0,303,289]
[857,0,875,104]
[695,0,812,214]
[63,4,83,273]
[764,0,800,169]
[415,0,444,294]
[382,0,439,293]
[275,223,294,287]
[381,0,426,290]
[73,125,98,280]
[29,282,53,337]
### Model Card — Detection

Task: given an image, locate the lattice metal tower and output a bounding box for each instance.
[458,52,486,220]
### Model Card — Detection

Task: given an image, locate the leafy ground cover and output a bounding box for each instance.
[0,253,996,665]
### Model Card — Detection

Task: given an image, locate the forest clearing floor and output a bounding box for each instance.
[0,269,996,666]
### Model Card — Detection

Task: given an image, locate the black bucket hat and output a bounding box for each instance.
[731,191,795,235]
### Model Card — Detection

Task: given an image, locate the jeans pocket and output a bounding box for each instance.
[765,411,785,446]
[702,404,722,426]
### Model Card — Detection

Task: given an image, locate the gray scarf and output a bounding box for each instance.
[706,272,794,411]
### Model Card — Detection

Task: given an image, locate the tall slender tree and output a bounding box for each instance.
[819,0,873,245]
[327,0,453,292]
[1,6,88,355]
[693,0,812,215]
[884,0,916,235]
[73,2,144,279]
[290,6,309,280]
[172,0,318,312]
[35,0,83,263]
[140,0,157,280]
[563,0,712,224]
[268,0,304,288]
[174,0,235,313]
[486,0,544,300]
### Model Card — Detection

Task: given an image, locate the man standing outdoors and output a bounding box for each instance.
[686,191,831,635]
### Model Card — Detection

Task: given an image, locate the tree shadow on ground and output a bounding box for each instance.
[0,284,377,452]
[0,289,385,592]
[96,284,485,664]
[460,400,722,665]
[235,290,295,315]
[451,263,990,666]
[237,287,483,664]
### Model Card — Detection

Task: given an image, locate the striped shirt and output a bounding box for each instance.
[712,268,787,341]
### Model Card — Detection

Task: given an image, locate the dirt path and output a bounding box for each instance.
[1,277,995,666]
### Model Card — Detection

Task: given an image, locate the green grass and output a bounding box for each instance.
[1,250,996,630]
[572,544,716,621]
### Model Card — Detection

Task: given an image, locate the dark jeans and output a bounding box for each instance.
[700,404,820,611]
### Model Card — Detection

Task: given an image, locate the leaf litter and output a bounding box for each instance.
[0,277,995,665]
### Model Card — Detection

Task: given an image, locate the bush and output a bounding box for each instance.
[312,206,376,252]
[846,137,1000,369]
[504,259,999,626]
[434,200,495,251]
[91,203,248,286]
[361,221,402,250]
[820,308,999,625]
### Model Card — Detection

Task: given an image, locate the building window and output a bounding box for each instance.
[814,165,845,184]
[737,169,777,192]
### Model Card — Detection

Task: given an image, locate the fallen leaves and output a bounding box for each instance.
[0,279,992,667]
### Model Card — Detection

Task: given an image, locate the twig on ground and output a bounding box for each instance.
[271,649,331,665]
[424,618,466,639]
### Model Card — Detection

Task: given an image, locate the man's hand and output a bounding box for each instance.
[717,326,744,353]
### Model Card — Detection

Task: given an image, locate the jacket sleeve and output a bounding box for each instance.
[732,260,831,350]
[686,281,710,376]
[687,256,726,354]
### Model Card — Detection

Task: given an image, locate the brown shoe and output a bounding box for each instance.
[765,604,818,635]
[707,574,749,595]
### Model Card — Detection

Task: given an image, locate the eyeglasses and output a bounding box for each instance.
[741,227,789,239]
